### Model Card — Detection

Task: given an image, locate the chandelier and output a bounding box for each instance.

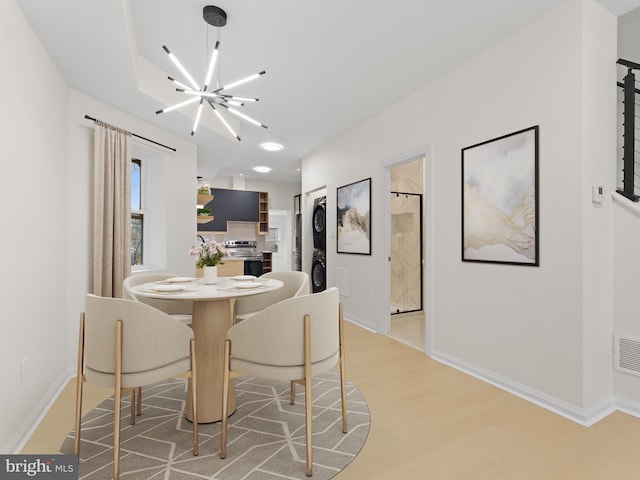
[155,5,267,141]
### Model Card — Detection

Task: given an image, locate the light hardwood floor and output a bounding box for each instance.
[22,322,640,479]
[389,311,425,351]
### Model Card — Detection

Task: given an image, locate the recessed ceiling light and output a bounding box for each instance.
[260,142,283,151]
[253,166,272,173]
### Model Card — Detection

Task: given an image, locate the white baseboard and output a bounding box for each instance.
[431,349,619,427]
[344,314,377,333]
[614,396,640,419]
[5,367,75,454]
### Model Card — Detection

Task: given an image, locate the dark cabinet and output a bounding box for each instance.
[198,189,260,232]
[239,191,259,222]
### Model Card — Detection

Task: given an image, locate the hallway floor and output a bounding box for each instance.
[389,311,425,351]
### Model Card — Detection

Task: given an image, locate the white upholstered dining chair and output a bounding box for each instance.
[220,287,346,477]
[123,273,193,324]
[74,294,199,480]
[233,271,310,322]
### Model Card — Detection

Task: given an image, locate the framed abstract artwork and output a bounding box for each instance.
[337,177,371,255]
[461,126,539,266]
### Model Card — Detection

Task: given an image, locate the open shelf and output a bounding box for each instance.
[262,251,272,273]
[197,215,214,224]
[197,193,214,207]
[257,192,269,234]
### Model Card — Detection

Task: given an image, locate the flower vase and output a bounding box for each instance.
[203,265,218,284]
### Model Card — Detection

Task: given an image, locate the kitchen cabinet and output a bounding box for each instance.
[218,259,245,277]
[257,192,269,234]
[198,188,266,233]
[220,189,258,222]
[262,251,272,273]
[199,189,236,233]
[243,259,264,276]
[195,259,244,278]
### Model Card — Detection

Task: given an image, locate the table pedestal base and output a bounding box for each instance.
[186,299,236,422]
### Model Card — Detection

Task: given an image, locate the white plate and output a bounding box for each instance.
[165,277,194,283]
[234,281,262,289]
[231,275,257,281]
[153,284,186,292]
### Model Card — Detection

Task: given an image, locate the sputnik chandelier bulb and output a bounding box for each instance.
[155,5,267,141]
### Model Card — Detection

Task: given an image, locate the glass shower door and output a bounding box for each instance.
[390,192,423,314]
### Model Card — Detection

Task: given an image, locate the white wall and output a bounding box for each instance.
[302,0,618,419]
[0,0,69,452]
[580,0,617,413]
[1,0,198,451]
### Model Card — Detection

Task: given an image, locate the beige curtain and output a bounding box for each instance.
[93,121,132,298]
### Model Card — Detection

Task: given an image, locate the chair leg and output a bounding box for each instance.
[113,320,123,480]
[190,339,199,456]
[74,375,84,455]
[130,389,136,425]
[338,303,348,433]
[136,387,142,416]
[290,381,296,405]
[74,313,85,455]
[304,314,313,477]
[220,339,231,459]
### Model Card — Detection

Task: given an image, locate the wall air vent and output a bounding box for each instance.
[614,335,640,377]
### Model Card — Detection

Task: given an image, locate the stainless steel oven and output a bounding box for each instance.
[224,240,263,276]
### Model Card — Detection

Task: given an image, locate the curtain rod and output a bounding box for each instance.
[84,115,177,152]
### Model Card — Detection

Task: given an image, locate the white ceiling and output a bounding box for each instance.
[15,0,640,184]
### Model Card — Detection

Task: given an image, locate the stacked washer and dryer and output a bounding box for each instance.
[311,196,327,293]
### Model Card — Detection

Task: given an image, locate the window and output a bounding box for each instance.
[131,159,143,266]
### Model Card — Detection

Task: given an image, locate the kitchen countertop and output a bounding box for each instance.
[223,255,263,261]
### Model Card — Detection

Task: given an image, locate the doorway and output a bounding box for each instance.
[388,156,425,351]
[390,191,423,314]
[266,209,291,272]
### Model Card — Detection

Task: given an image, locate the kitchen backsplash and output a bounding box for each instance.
[200,222,266,251]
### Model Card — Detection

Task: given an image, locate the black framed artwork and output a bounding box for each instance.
[461,126,539,266]
[337,177,371,255]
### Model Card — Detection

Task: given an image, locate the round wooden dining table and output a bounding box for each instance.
[131,277,283,422]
